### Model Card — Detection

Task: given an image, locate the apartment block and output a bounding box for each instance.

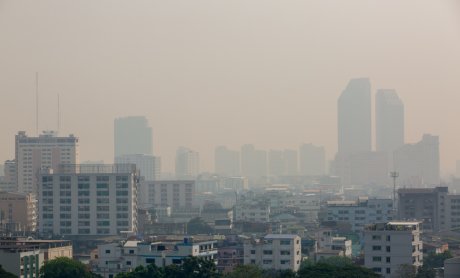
[38,164,138,237]
[0,192,37,232]
[364,222,423,278]
[141,180,195,211]
[244,234,302,272]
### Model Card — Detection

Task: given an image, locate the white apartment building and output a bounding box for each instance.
[315,229,352,262]
[93,237,217,278]
[234,200,270,223]
[38,164,138,237]
[140,180,195,211]
[244,234,302,272]
[364,221,423,278]
[16,131,79,194]
[325,197,394,231]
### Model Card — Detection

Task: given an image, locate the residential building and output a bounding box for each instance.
[175,147,199,179]
[93,237,217,278]
[217,246,244,273]
[0,239,72,278]
[234,199,270,223]
[3,159,17,189]
[114,116,153,158]
[299,144,325,176]
[315,229,352,262]
[393,134,440,187]
[115,154,160,181]
[38,164,138,237]
[142,180,195,212]
[244,234,302,272]
[324,197,394,231]
[214,146,240,177]
[283,149,298,176]
[0,192,37,232]
[364,221,423,278]
[241,145,267,178]
[15,131,79,194]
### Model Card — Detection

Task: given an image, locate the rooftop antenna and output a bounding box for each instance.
[57,94,61,135]
[35,72,39,135]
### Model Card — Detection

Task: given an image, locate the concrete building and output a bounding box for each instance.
[325,197,394,231]
[393,134,440,187]
[375,89,404,170]
[338,78,372,156]
[115,154,160,181]
[244,234,302,272]
[0,239,72,278]
[444,257,460,278]
[3,159,17,189]
[299,143,325,176]
[241,144,267,179]
[141,180,195,212]
[217,246,244,273]
[283,149,298,176]
[214,146,240,177]
[114,116,153,158]
[93,237,217,278]
[15,131,79,194]
[38,164,138,237]
[364,221,423,278]
[234,199,270,223]
[175,147,199,179]
[0,192,36,233]
[315,229,352,262]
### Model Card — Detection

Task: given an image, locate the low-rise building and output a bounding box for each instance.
[217,246,244,273]
[93,237,217,278]
[364,221,423,278]
[234,200,270,223]
[244,234,302,272]
[315,229,352,262]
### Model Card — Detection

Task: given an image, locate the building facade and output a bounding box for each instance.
[364,222,423,278]
[115,154,160,181]
[244,234,302,272]
[15,131,79,194]
[114,116,153,158]
[0,192,36,232]
[38,164,138,237]
[141,180,195,211]
[175,147,199,179]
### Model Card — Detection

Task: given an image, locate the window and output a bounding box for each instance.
[386,246,391,252]
[280,240,291,245]
[386,235,391,241]
[263,250,272,255]
[251,260,256,264]
[280,251,290,255]
[372,268,382,273]
[263,260,272,264]
[105,250,111,254]
[126,261,131,266]
[251,250,256,255]
[280,260,290,265]
[372,246,381,251]
[372,256,382,262]
[386,268,391,274]
[172,259,182,264]
[386,257,391,263]
[129,250,134,254]
[372,235,381,240]
[146,258,155,264]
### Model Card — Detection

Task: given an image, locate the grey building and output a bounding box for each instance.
[114,116,153,158]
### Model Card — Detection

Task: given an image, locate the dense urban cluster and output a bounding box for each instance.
[1,78,460,278]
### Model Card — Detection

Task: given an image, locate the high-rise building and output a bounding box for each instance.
[283,150,298,176]
[393,134,440,187]
[114,116,153,158]
[3,159,17,186]
[38,164,138,237]
[376,89,404,170]
[364,221,423,278]
[141,180,195,210]
[175,147,199,179]
[241,145,267,178]
[15,131,79,194]
[214,146,240,176]
[268,150,284,177]
[337,78,372,155]
[299,143,325,176]
[115,154,160,181]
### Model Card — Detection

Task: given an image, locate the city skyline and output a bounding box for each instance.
[1,0,459,175]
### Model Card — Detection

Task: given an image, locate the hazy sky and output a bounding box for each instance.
[1,0,459,175]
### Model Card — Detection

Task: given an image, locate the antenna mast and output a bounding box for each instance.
[35,72,39,135]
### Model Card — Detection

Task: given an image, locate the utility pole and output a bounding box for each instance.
[390,172,399,215]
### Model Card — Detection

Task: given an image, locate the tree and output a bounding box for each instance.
[39,257,100,278]
[223,265,263,278]
[423,250,453,269]
[187,217,213,235]
[0,264,17,278]
[297,257,379,278]
[395,264,416,278]
[115,264,163,278]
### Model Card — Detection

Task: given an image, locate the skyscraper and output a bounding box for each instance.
[376,89,404,155]
[114,116,153,158]
[175,147,199,179]
[214,146,240,176]
[241,144,267,178]
[337,78,372,155]
[15,131,79,194]
[299,143,325,176]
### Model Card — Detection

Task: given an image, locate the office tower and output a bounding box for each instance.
[38,164,138,237]
[337,78,372,155]
[241,144,267,178]
[299,144,325,176]
[214,146,240,176]
[4,160,17,185]
[115,154,160,181]
[175,147,199,179]
[364,222,422,278]
[283,149,298,176]
[268,150,284,177]
[376,90,404,170]
[114,116,153,158]
[15,131,79,194]
[393,134,440,187]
